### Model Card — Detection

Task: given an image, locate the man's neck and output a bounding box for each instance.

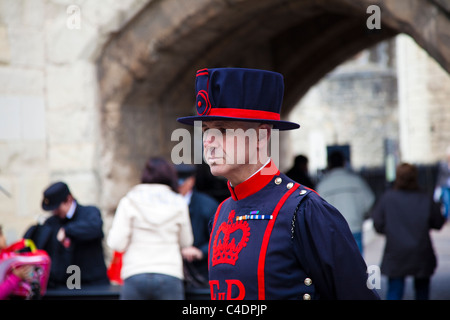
[228,158,271,187]
[65,200,77,219]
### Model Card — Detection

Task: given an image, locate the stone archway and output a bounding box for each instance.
[97,0,450,214]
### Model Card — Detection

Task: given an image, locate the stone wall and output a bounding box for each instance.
[397,34,450,163]
[0,0,150,242]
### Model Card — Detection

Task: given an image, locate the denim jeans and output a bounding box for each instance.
[120,273,184,300]
[387,277,430,300]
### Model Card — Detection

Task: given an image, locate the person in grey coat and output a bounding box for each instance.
[371,163,446,300]
[317,151,375,255]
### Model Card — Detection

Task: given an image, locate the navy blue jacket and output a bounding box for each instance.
[26,202,109,288]
[208,162,379,300]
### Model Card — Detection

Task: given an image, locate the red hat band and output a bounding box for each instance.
[207,108,281,121]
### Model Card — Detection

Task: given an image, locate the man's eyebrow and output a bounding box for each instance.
[202,121,229,128]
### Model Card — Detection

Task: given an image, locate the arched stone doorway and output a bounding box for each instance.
[97,0,450,214]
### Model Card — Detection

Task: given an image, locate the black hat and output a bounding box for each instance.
[42,181,71,211]
[177,68,300,130]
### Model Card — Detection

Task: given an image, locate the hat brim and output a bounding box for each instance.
[177,115,300,131]
[42,200,62,211]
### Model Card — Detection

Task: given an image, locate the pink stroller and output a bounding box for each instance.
[0,239,51,299]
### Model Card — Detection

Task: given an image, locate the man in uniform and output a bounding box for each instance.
[177,67,379,300]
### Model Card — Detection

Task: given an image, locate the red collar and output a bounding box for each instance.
[227,160,280,201]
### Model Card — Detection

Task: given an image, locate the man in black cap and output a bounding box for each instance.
[27,181,109,288]
[177,67,379,300]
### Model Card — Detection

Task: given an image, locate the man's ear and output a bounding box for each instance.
[65,194,74,204]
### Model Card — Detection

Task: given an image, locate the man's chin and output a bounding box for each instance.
[208,162,228,177]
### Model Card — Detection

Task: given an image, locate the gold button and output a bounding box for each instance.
[300,190,307,195]
[286,182,294,189]
[303,293,311,300]
[304,278,312,286]
[274,177,282,185]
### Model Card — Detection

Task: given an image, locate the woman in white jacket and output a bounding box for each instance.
[107,157,193,300]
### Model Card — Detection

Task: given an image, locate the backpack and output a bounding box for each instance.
[0,239,51,299]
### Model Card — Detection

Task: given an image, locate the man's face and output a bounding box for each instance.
[178,176,195,196]
[202,120,269,178]
[52,196,72,219]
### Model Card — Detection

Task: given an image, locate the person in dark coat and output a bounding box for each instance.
[26,181,109,288]
[177,67,379,300]
[285,154,315,189]
[176,164,219,293]
[371,163,446,300]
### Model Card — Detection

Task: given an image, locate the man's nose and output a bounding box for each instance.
[203,130,217,147]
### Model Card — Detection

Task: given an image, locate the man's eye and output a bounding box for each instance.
[202,128,227,134]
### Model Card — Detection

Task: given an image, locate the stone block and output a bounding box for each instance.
[0,0,22,27]
[0,141,47,177]
[45,8,99,64]
[22,0,45,28]
[0,97,21,140]
[0,67,44,96]
[49,142,96,171]
[15,174,49,218]
[21,97,46,141]
[0,96,46,141]
[0,25,11,64]
[8,27,44,67]
[0,173,49,226]
[46,62,98,111]
[0,0,44,28]
[46,108,96,144]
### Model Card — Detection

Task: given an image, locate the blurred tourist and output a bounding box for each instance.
[25,181,109,288]
[372,163,446,300]
[107,157,193,300]
[316,151,375,254]
[434,145,450,219]
[176,164,219,296]
[285,154,316,189]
